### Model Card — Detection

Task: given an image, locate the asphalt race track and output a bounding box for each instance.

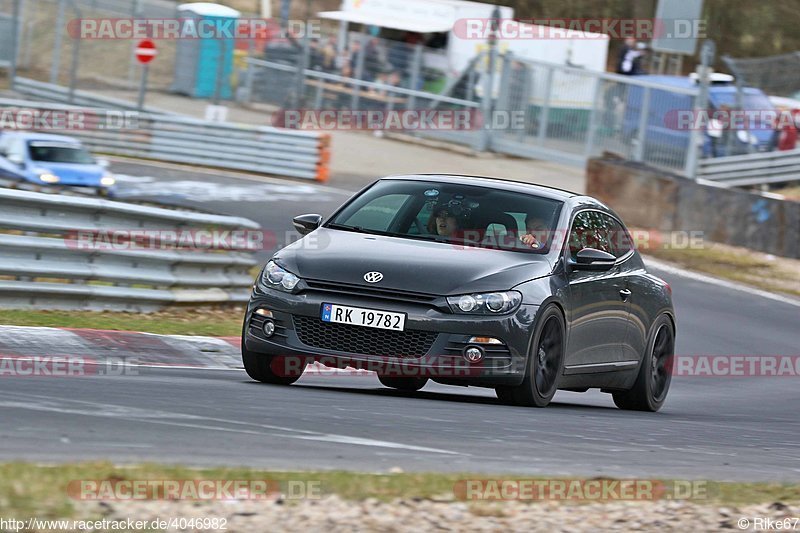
[1,162,798,482]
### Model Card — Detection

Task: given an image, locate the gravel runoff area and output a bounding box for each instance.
[71,498,799,532]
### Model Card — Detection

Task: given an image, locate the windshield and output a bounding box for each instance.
[709,91,774,111]
[28,143,95,164]
[327,179,564,253]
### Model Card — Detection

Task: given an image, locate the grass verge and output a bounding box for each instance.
[1,462,799,519]
[642,239,800,298]
[0,306,245,337]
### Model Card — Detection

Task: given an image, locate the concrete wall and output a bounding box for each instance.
[586,156,800,259]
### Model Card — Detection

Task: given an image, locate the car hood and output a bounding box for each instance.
[275,228,553,296]
[32,162,104,185]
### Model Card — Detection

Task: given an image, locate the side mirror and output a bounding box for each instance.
[293,213,323,236]
[96,158,110,168]
[7,154,24,167]
[571,247,617,272]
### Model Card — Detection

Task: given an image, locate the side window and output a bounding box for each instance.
[569,211,632,260]
[600,214,633,258]
[568,211,612,260]
[341,194,410,232]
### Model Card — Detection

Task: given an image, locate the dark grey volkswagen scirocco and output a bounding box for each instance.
[242,174,676,411]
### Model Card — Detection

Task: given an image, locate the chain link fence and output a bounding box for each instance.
[722,52,800,99]
[241,41,705,176]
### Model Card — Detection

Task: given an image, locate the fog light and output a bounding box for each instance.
[262,320,275,337]
[464,346,484,363]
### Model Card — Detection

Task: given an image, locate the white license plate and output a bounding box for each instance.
[320,303,406,332]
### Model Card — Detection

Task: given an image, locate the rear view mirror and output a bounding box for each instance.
[293,214,323,236]
[7,154,24,166]
[571,248,617,271]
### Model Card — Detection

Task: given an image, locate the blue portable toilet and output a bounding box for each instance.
[171,3,240,99]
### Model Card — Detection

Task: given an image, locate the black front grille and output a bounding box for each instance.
[304,279,438,303]
[293,315,437,357]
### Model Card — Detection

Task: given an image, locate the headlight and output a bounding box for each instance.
[447,291,522,315]
[39,172,60,184]
[100,174,116,186]
[260,260,301,292]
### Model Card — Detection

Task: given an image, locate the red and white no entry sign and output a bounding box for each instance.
[135,39,157,64]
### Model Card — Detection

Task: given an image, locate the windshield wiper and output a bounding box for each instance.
[326,223,383,235]
[326,223,440,242]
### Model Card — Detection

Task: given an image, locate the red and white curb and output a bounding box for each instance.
[0,326,242,371]
[0,325,370,375]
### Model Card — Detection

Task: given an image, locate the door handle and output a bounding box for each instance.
[619,288,632,300]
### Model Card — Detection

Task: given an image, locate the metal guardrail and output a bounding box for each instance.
[11,77,176,115]
[0,187,261,312]
[0,97,331,181]
[698,148,800,187]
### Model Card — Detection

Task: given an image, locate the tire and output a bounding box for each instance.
[613,314,675,412]
[242,347,303,385]
[378,375,428,391]
[495,387,516,404]
[241,323,303,385]
[510,305,566,408]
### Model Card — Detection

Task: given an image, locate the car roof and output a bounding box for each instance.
[0,132,81,143]
[380,173,580,202]
[632,75,765,95]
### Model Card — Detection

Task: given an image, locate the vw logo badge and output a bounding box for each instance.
[364,271,384,283]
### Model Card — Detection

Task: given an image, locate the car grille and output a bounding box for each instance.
[292,315,438,357]
[304,279,438,303]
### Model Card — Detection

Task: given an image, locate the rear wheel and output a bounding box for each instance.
[511,305,565,407]
[613,315,674,412]
[378,376,428,391]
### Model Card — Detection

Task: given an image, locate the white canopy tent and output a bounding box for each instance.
[317,10,454,34]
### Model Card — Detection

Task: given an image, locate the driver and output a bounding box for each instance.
[520,215,550,249]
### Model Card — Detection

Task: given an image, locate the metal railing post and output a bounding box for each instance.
[66,0,82,104]
[8,0,21,88]
[351,33,367,109]
[536,66,554,146]
[584,74,604,157]
[406,43,423,110]
[476,7,500,152]
[632,86,650,162]
[685,41,714,178]
[244,59,255,104]
[50,0,67,84]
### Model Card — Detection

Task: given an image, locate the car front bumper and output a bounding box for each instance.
[243,285,539,387]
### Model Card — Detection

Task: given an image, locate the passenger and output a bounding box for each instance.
[520,216,550,249]
[428,207,462,238]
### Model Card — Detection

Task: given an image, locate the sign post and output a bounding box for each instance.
[135,39,157,111]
